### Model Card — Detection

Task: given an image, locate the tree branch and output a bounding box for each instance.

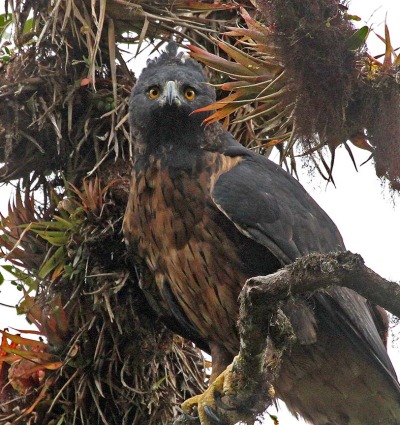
[245,251,400,319]
[212,251,400,424]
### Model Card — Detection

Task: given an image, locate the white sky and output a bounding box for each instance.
[0,1,400,424]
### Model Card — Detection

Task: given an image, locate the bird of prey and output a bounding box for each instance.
[123,42,400,424]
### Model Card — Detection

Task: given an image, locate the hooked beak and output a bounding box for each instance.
[160,80,181,107]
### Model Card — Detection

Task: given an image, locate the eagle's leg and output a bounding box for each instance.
[182,344,235,424]
[182,361,235,425]
[209,344,234,382]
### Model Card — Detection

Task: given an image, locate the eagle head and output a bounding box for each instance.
[129,42,216,142]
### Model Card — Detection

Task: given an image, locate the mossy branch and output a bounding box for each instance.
[184,251,400,424]
[244,251,400,319]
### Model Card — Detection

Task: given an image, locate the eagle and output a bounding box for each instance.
[123,42,400,424]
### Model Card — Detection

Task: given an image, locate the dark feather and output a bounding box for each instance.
[314,287,400,390]
[212,147,344,264]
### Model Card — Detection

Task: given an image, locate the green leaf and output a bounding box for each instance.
[0,265,37,293]
[23,17,34,35]
[38,246,66,278]
[152,375,167,390]
[1,265,38,292]
[1,264,26,280]
[53,215,76,229]
[0,13,12,39]
[22,216,74,231]
[344,13,362,22]
[347,26,369,51]
[1,264,14,274]
[214,38,268,76]
[0,13,12,30]
[55,416,65,425]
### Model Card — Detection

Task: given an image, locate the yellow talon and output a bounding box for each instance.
[181,356,275,425]
[182,363,234,425]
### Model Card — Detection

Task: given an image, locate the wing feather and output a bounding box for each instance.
[211,146,399,390]
[211,153,344,264]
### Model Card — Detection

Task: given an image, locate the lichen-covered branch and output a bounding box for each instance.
[246,251,400,319]
[193,251,400,425]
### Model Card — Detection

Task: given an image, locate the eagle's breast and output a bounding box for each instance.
[124,149,244,349]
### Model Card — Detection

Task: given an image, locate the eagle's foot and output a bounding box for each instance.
[182,363,237,425]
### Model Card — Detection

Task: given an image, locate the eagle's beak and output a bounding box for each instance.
[162,81,181,106]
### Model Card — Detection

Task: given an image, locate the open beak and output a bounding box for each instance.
[160,81,181,106]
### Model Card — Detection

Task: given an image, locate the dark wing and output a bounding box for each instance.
[212,146,344,264]
[211,142,400,390]
[315,287,399,386]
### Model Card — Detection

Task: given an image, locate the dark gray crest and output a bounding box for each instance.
[141,41,205,76]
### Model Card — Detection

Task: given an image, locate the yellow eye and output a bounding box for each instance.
[149,86,160,99]
[184,87,196,101]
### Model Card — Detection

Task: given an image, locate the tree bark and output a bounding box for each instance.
[244,251,400,319]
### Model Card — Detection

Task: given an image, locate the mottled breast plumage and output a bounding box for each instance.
[124,146,272,352]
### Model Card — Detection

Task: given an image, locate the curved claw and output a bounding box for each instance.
[181,361,240,425]
[213,390,237,412]
[183,411,200,423]
[203,405,228,425]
